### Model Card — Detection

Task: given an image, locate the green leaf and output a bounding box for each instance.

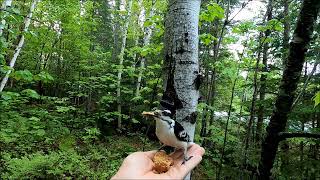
[200,33,217,45]
[200,3,224,23]
[143,20,153,27]
[12,70,33,82]
[36,129,46,136]
[21,89,40,99]
[56,106,76,113]
[131,118,140,124]
[29,116,40,122]
[140,47,150,57]
[34,71,54,83]
[312,91,320,107]
[267,19,284,32]
[1,91,20,100]
[131,96,143,102]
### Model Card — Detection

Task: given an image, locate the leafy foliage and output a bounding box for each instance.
[0,0,319,179]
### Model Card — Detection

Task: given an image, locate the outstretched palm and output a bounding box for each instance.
[112,144,205,180]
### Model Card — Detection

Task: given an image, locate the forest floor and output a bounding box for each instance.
[0,131,207,179]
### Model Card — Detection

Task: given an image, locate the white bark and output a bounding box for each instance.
[131,0,143,68]
[163,2,201,179]
[0,0,13,36]
[163,0,200,139]
[135,0,155,97]
[0,0,39,92]
[116,0,133,128]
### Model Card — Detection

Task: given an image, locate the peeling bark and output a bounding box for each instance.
[258,0,320,178]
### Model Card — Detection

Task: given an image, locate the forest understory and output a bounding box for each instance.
[0,0,320,179]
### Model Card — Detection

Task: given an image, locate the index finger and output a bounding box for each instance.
[169,144,205,179]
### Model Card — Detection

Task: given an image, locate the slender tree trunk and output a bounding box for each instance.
[299,122,305,171]
[237,75,249,136]
[200,68,209,138]
[135,0,155,97]
[282,0,290,67]
[116,0,133,129]
[112,0,121,62]
[217,46,245,178]
[316,110,320,161]
[205,20,218,135]
[0,0,39,92]
[0,0,13,36]
[130,0,143,69]
[258,0,320,178]
[243,8,270,164]
[207,0,230,137]
[217,77,237,179]
[292,57,319,108]
[256,0,273,145]
[243,37,263,165]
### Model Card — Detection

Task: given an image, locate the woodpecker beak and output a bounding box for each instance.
[142,111,155,116]
[142,110,161,118]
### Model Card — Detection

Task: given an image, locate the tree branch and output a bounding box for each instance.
[278,132,320,140]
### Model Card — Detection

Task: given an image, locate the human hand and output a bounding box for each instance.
[111,144,205,180]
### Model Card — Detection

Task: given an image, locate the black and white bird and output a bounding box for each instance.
[142,109,193,164]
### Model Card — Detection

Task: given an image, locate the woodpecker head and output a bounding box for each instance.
[142,109,174,128]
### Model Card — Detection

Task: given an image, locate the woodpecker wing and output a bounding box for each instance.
[174,121,190,142]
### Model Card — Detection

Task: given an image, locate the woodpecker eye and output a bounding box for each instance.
[162,110,171,116]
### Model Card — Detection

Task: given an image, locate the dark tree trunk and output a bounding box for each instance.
[279,0,291,172]
[207,69,216,135]
[258,0,320,178]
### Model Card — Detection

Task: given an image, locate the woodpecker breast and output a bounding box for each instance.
[155,120,187,149]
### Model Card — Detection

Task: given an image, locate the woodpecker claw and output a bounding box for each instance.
[182,156,193,165]
[158,145,165,151]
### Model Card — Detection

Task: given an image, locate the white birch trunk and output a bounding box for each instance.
[163,0,200,140]
[0,0,13,36]
[116,0,133,128]
[0,0,39,92]
[135,0,155,97]
[162,1,201,178]
[131,0,143,68]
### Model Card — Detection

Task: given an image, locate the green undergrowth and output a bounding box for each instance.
[0,109,158,180]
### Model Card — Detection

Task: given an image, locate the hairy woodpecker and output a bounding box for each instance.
[142,109,193,164]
